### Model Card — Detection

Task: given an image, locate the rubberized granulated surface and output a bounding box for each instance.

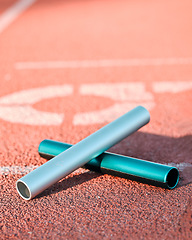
[0,0,192,239]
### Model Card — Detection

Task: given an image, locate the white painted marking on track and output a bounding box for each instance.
[0,85,73,105]
[80,83,153,101]
[0,85,73,125]
[73,102,154,125]
[73,83,154,125]
[0,165,39,175]
[153,81,192,93]
[15,58,192,69]
[1,163,191,175]
[0,166,89,175]
[0,80,191,126]
[0,83,155,126]
[0,105,64,125]
[0,0,36,34]
[166,163,192,171]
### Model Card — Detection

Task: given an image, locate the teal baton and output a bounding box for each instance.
[39,139,179,190]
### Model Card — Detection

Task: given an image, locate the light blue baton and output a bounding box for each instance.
[16,106,150,200]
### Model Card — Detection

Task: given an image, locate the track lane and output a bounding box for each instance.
[0,0,192,239]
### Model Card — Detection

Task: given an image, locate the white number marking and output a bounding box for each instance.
[0,85,73,125]
[73,83,154,125]
[153,81,192,93]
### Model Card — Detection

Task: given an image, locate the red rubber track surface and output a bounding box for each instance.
[0,0,192,239]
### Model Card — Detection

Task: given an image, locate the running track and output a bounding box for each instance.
[0,0,192,239]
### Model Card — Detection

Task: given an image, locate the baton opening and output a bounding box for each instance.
[166,168,179,189]
[16,181,31,200]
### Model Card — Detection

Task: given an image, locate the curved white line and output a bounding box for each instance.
[80,82,153,101]
[0,84,73,105]
[0,84,73,125]
[73,102,155,125]
[74,83,154,125]
[0,106,64,125]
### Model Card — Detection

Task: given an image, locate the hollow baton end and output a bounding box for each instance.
[164,167,179,189]
[16,180,32,200]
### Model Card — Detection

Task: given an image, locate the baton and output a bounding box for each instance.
[16,106,150,200]
[39,139,179,189]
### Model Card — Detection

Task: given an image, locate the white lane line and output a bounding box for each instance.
[153,81,192,93]
[0,165,39,175]
[1,163,192,175]
[0,166,88,175]
[0,0,36,34]
[15,58,192,69]
[166,163,192,171]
